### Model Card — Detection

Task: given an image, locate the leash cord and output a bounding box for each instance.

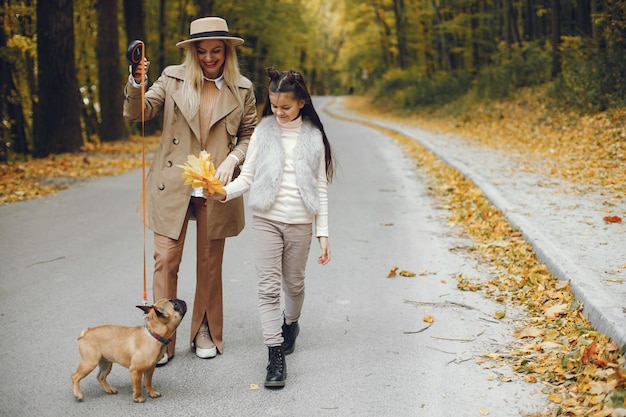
[140,43,148,306]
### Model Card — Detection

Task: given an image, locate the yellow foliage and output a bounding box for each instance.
[177,150,225,195]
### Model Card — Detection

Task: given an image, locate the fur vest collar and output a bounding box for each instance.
[248,116,323,214]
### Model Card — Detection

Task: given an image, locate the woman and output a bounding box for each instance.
[123,17,257,365]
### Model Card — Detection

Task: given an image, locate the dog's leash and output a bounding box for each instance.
[139,42,148,307]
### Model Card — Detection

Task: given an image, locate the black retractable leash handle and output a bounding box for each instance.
[126,40,144,76]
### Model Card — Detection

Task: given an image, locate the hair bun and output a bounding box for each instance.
[267,67,280,80]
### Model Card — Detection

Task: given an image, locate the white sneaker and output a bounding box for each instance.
[195,324,217,359]
[156,352,169,367]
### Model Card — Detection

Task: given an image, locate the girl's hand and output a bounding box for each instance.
[317,237,331,265]
[214,156,238,185]
[202,188,226,201]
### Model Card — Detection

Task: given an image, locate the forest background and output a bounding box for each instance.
[0,0,625,161]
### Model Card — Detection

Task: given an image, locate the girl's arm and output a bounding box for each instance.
[315,152,330,265]
[208,129,259,201]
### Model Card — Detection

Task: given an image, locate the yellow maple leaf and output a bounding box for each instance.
[513,327,545,339]
[423,315,434,323]
[177,150,225,194]
[547,392,562,403]
[544,303,568,319]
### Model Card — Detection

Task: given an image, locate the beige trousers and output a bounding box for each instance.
[153,197,225,357]
[252,216,312,347]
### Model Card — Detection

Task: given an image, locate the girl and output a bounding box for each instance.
[209,67,334,388]
[123,17,257,365]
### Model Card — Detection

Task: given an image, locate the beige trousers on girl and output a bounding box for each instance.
[252,216,312,347]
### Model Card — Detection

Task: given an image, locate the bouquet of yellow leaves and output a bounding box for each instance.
[177,150,225,195]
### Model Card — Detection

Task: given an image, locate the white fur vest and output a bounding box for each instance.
[248,116,323,215]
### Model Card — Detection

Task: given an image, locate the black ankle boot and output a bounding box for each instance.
[265,346,286,388]
[281,320,300,355]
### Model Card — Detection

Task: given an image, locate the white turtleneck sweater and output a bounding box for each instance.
[222,116,329,237]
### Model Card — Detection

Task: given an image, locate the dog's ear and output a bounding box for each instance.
[153,307,170,319]
[136,305,153,314]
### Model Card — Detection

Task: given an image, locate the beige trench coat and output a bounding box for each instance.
[123,65,257,240]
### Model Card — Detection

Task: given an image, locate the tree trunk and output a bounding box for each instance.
[576,0,592,36]
[123,0,159,134]
[160,0,167,72]
[551,0,562,77]
[123,0,145,43]
[590,0,599,43]
[430,0,453,72]
[0,0,28,158]
[196,0,215,16]
[370,0,394,70]
[393,0,408,69]
[97,0,127,142]
[504,0,513,51]
[523,0,534,41]
[33,0,83,157]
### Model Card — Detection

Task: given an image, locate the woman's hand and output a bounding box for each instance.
[317,237,331,265]
[214,156,238,185]
[131,58,150,83]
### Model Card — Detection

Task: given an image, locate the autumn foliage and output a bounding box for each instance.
[177,150,225,195]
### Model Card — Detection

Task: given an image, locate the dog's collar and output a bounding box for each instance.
[145,319,171,345]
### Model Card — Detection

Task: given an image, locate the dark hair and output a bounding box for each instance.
[262,67,334,182]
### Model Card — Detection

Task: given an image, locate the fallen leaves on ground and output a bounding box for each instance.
[345,88,625,204]
[387,266,417,278]
[603,216,622,224]
[343,96,626,417]
[0,135,160,205]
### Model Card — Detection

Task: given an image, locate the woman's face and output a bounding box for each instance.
[196,39,226,79]
[269,92,305,123]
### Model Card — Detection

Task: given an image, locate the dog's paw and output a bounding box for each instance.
[133,395,146,403]
[73,393,83,402]
[104,387,118,395]
[148,390,161,399]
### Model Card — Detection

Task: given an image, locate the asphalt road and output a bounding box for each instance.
[0,97,548,416]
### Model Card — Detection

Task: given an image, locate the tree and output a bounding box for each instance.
[123,0,145,43]
[393,0,408,69]
[96,0,127,142]
[33,0,82,157]
[0,0,28,159]
[551,0,562,77]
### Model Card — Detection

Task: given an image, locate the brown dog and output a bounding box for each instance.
[71,298,187,402]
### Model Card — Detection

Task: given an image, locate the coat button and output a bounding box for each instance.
[172,138,179,145]
[158,184,165,190]
[166,160,172,167]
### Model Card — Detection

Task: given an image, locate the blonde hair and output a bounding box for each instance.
[181,41,244,113]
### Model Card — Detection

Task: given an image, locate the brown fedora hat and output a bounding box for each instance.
[176,17,244,48]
